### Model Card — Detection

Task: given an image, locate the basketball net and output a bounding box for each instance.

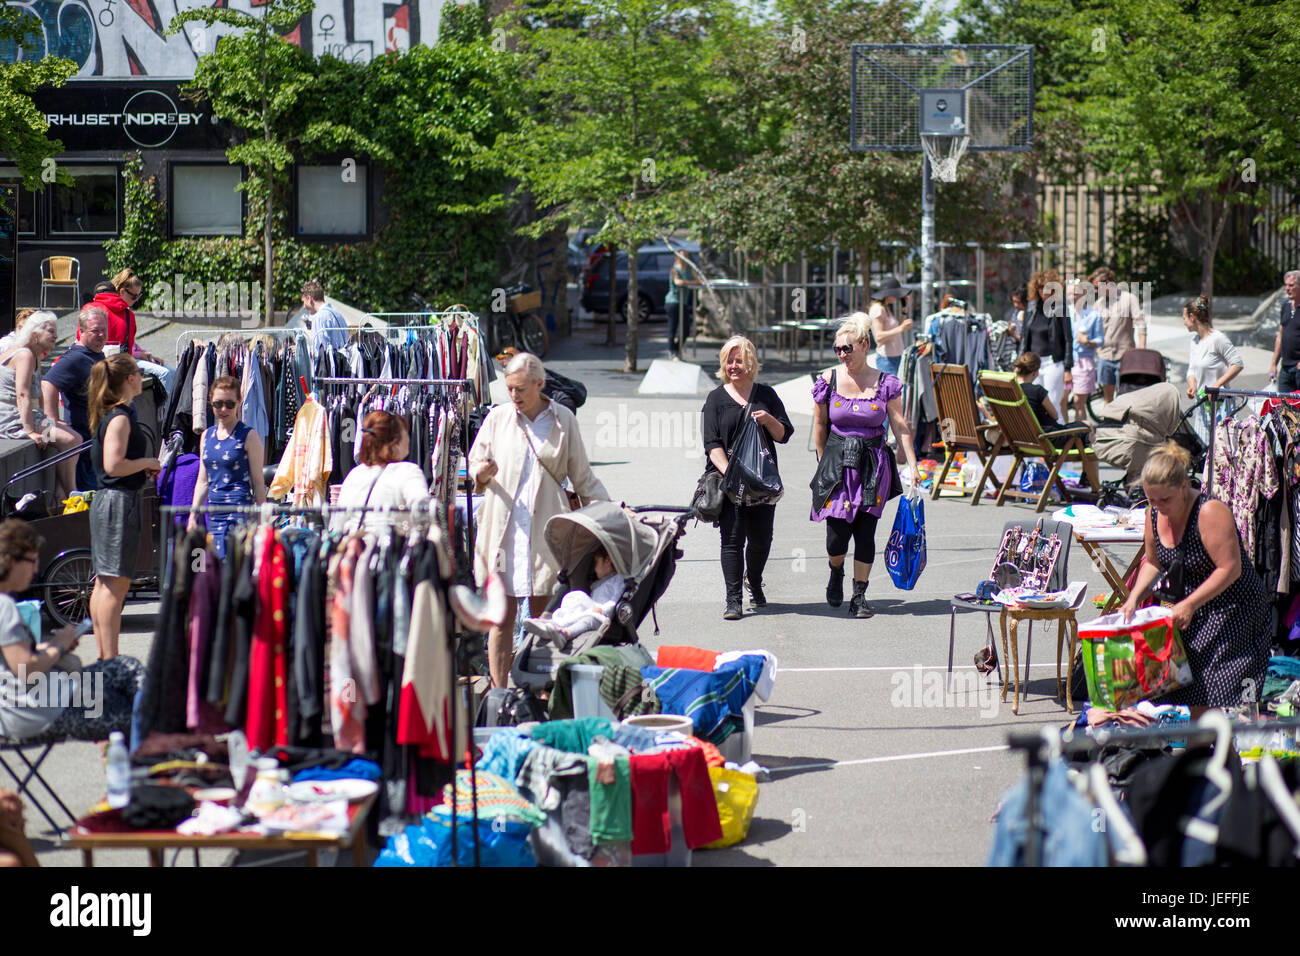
[921,134,970,183]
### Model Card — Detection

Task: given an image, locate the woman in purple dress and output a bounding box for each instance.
[812,314,919,618]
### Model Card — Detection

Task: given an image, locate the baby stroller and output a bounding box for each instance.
[1116,349,1168,395]
[508,502,692,697]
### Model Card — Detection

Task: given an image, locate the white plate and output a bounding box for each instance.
[285,779,379,805]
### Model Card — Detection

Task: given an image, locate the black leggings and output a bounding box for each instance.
[826,511,880,565]
[718,499,775,600]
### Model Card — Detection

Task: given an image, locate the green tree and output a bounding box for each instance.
[168,0,386,324]
[691,0,1033,297]
[500,0,736,372]
[0,7,77,188]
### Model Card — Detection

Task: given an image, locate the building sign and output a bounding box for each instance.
[33,82,230,150]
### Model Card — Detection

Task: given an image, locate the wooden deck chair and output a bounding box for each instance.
[928,363,1010,503]
[977,371,1101,513]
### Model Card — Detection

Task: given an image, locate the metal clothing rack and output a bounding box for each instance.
[1204,385,1300,497]
[1008,716,1300,867]
[174,326,311,362]
[158,498,483,866]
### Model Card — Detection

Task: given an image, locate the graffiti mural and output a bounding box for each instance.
[0,0,448,78]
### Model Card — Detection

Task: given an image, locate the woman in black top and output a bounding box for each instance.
[701,336,794,620]
[1013,352,1101,488]
[1021,269,1073,413]
[88,354,160,659]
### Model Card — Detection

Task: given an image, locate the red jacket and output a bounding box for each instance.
[79,292,136,354]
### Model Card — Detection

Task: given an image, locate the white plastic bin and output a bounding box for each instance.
[570,664,617,721]
[715,698,755,764]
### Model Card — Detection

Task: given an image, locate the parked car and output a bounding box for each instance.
[580,239,702,324]
[568,227,603,282]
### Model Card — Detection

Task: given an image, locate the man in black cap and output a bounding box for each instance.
[869,276,913,377]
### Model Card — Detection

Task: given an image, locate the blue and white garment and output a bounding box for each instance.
[201,421,254,558]
[640,655,766,744]
[311,302,351,350]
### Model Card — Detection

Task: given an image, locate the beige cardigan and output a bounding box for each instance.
[468,398,609,594]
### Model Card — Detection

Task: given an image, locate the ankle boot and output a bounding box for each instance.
[849,580,873,618]
[826,563,845,607]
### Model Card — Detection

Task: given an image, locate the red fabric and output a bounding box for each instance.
[246,530,290,750]
[1261,395,1300,415]
[655,645,721,671]
[629,748,723,854]
[80,292,136,354]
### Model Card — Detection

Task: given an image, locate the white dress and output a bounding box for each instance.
[504,407,556,597]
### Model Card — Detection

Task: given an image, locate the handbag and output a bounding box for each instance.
[691,469,726,523]
[1079,607,1193,710]
[884,496,926,590]
[721,399,784,506]
[517,409,581,510]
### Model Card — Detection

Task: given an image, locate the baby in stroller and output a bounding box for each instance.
[523,544,621,647]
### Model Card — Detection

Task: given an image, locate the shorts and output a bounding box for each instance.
[1072,355,1097,395]
[1098,358,1122,387]
[91,487,141,579]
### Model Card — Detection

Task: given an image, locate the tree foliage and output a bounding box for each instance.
[0,6,76,189]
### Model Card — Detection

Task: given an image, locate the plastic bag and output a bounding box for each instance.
[1019,461,1050,494]
[699,767,759,850]
[1080,607,1192,710]
[374,812,537,867]
[723,412,783,506]
[885,497,926,590]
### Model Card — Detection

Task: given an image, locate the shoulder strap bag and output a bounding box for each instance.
[517,407,581,510]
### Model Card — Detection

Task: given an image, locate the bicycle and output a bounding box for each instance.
[487,284,549,358]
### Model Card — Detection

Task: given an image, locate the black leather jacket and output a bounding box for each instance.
[811,431,894,508]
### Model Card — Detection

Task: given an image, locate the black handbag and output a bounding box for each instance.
[692,469,726,522]
[722,400,784,506]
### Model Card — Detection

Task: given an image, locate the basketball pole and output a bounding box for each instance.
[920,148,935,321]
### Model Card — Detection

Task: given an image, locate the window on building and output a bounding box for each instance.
[0,170,38,234]
[296,164,367,236]
[49,165,118,235]
[172,164,242,236]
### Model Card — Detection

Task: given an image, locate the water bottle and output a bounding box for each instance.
[106,732,130,809]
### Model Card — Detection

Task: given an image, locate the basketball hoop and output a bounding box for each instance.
[921,133,970,182]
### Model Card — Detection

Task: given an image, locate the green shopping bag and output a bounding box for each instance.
[1079,607,1193,710]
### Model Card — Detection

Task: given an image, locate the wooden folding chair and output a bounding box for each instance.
[977,371,1101,513]
[928,363,1010,503]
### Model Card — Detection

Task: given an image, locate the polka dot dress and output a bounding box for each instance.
[1153,496,1271,708]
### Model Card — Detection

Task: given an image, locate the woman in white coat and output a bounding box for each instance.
[469,352,609,687]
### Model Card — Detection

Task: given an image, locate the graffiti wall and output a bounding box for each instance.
[0,0,449,78]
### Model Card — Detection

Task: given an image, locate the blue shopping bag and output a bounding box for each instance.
[885,496,926,590]
[1019,462,1050,494]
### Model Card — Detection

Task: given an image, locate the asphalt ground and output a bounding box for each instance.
[15,297,1276,867]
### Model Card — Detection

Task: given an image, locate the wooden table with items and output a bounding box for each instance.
[64,794,376,868]
[1073,525,1145,613]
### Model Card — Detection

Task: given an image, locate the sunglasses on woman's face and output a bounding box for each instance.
[211,400,237,411]
[833,345,854,356]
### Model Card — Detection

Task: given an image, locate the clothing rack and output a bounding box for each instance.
[1203,385,1299,497]
[158,499,482,866]
[312,377,474,388]
[174,326,311,362]
[1008,715,1300,866]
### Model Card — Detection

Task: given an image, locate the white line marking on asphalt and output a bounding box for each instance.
[773,744,1010,774]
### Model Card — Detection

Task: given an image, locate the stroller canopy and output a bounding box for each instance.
[544,502,661,579]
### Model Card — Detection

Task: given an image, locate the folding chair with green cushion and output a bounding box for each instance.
[928,363,1010,503]
[976,371,1100,513]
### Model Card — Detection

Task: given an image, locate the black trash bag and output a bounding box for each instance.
[544,369,587,413]
[723,413,784,506]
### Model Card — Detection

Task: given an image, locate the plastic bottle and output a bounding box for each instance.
[106,732,130,809]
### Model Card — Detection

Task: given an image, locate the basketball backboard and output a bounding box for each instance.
[850,44,1033,152]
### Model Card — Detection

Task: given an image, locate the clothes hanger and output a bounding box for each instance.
[1087,761,1148,866]
[1257,752,1300,854]
[1177,711,1234,847]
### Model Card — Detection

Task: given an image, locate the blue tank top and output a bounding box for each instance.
[202,421,254,503]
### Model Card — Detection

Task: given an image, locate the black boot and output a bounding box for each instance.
[747,578,767,609]
[826,563,845,607]
[724,585,743,620]
[849,580,873,618]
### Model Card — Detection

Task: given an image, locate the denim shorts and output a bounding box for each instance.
[1098,358,1122,387]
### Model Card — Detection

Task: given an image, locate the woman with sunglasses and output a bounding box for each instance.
[188,376,267,559]
[1120,442,1270,716]
[88,355,161,660]
[812,314,918,618]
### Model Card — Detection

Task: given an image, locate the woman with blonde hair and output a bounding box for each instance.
[88,354,160,659]
[812,314,917,618]
[1120,442,1270,715]
[0,311,84,500]
[700,335,794,619]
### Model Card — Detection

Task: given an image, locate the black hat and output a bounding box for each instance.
[874,275,906,298]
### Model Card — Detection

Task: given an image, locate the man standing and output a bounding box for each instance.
[1091,266,1147,403]
[300,280,350,350]
[1270,271,1300,394]
[42,305,107,491]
